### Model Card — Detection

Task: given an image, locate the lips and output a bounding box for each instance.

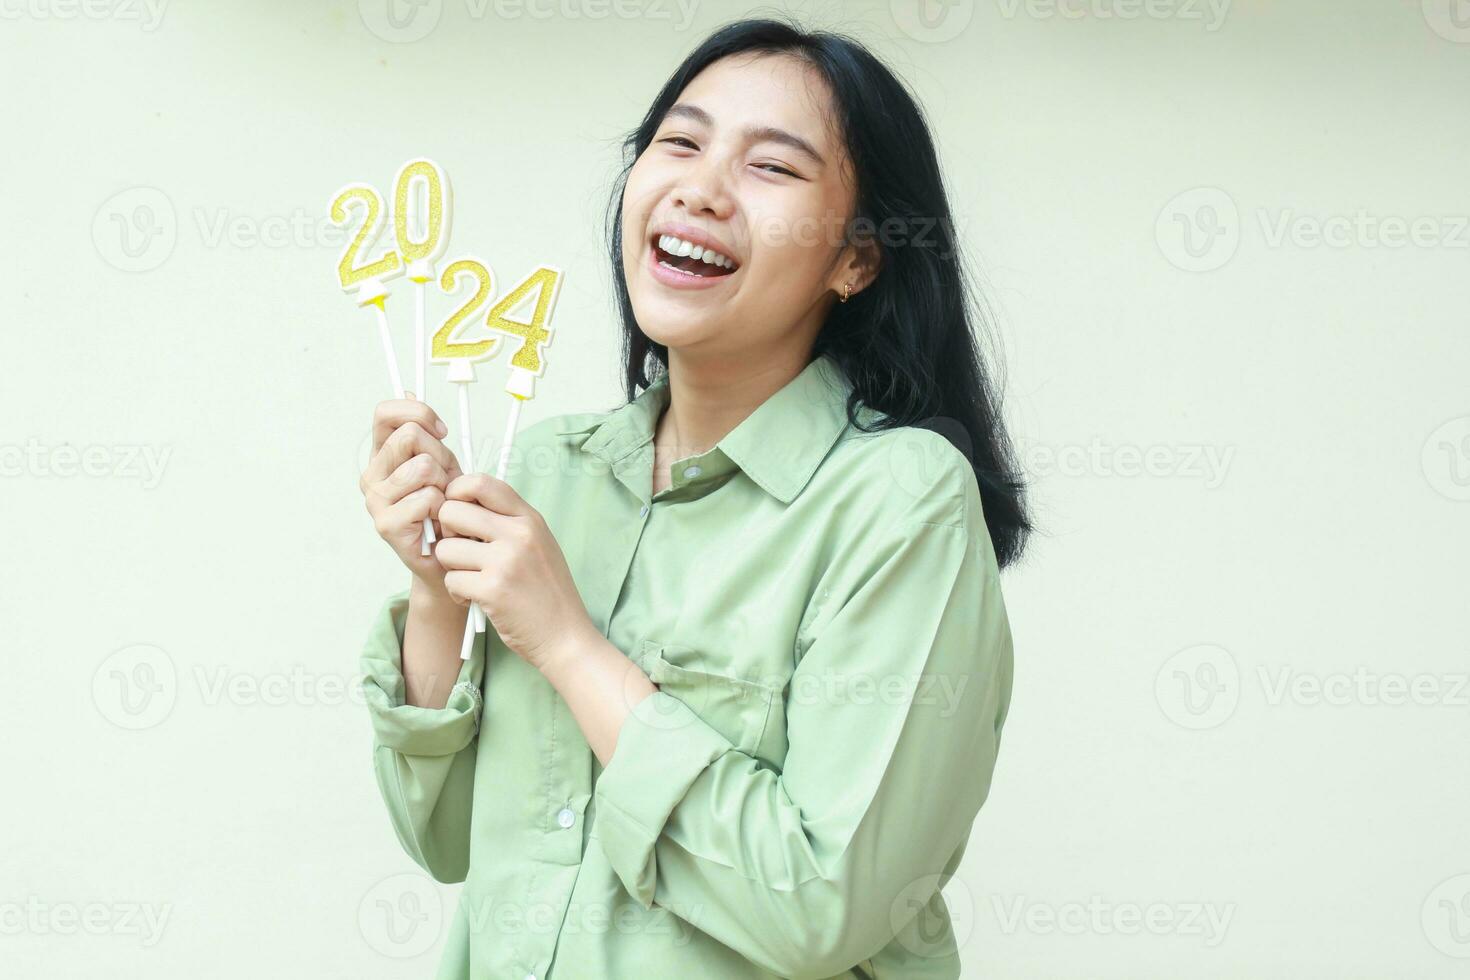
[650,233,737,279]
[645,238,733,291]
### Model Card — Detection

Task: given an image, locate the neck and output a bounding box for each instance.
[656,347,815,464]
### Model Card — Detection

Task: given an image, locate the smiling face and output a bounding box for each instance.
[620,52,875,361]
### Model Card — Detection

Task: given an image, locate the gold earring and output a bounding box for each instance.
[840,282,852,303]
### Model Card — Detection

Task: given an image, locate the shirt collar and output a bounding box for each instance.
[557,353,868,504]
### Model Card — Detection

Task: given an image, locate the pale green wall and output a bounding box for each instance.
[4,1,1468,976]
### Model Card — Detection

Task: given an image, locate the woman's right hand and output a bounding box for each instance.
[360,396,464,592]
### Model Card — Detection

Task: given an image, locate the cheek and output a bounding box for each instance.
[619,188,644,259]
[619,170,665,273]
[748,214,837,293]
[619,216,641,271]
[621,160,663,232]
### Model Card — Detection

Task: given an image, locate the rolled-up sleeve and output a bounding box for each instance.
[590,494,1014,978]
[360,590,487,883]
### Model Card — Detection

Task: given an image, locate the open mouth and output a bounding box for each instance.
[650,233,739,279]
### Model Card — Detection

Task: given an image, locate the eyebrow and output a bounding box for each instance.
[661,102,827,168]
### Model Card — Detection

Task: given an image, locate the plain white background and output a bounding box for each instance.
[3,1,1468,976]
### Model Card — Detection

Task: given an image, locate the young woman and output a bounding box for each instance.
[358,17,1031,980]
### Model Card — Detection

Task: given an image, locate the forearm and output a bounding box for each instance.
[361,589,483,883]
[538,626,658,766]
[402,577,470,709]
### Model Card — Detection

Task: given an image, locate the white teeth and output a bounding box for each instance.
[657,234,735,270]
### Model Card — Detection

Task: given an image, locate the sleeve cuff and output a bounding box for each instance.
[360,590,484,757]
[590,690,730,909]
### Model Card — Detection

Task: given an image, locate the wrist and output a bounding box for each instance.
[409,575,458,613]
[535,620,607,681]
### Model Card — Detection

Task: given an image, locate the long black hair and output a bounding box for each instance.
[604,15,1033,569]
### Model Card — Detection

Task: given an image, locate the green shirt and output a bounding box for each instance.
[360,352,1014,979]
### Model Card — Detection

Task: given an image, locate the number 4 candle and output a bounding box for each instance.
[453,263,563,661]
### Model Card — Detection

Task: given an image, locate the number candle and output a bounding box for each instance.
[456,264,563,661]
[393,159,452,556]
[432,257,502,651]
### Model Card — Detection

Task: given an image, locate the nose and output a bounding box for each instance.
[670,155,734,220]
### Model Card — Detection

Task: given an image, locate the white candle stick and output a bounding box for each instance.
[456,381,475,478]
[458,396,527,661]
[496,397,523,480]
[452,361,487,662]
[431,256,501,662]
[457,606,480,662]
[450,366,489,635]
[369,307,436,550]
[329,182,424,554]
[377,303,434,555]
[395,159,452,559]
[410,283,436,555]
[414,283,428,401]
[374,304,405,399]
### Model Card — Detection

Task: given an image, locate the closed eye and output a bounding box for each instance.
[755,163,798,178]
[659,137,800,176]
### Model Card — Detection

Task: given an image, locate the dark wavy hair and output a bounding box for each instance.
[603,15,1033,569]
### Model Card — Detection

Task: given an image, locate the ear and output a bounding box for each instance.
[828,233,882,300]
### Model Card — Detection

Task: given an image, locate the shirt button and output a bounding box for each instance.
[684,465,702,479]
[556,807,575,829]
[639,503,650,518]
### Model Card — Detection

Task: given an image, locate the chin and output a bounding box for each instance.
[633,307,723,349]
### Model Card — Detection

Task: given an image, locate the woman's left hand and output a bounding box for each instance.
[434,474,597,672]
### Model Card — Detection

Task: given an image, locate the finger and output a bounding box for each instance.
[445,473,533,517]
[372,399,448,454]
[383,485,445,528]
[370,453,452,507]
[370,485,443,540]
[363,422,461,489]
[437,499,518,542]
[442,570,482,607]
[433,536,493,571]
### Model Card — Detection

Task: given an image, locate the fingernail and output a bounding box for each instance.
[435,420,448,437]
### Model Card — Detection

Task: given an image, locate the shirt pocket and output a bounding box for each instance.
[633,639,786,763]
